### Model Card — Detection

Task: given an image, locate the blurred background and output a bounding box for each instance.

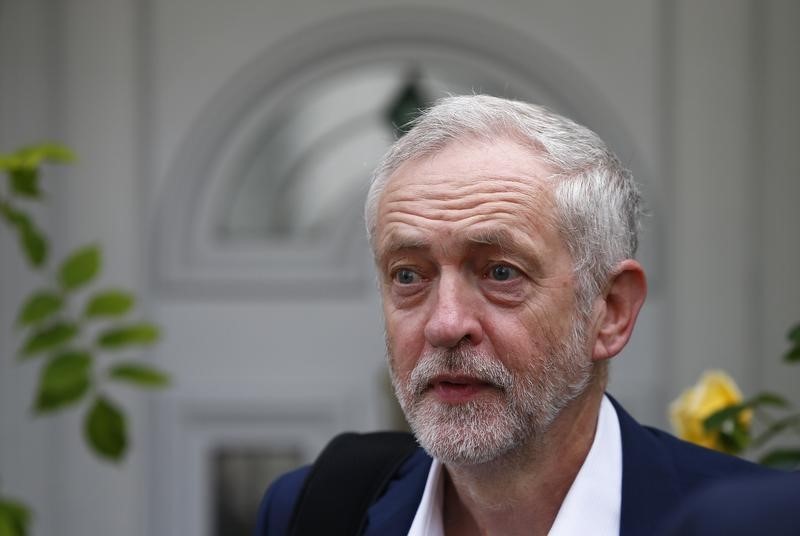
[0,0,798,534]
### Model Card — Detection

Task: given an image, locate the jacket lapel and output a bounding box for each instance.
[360,400,685,536]
[357,397,765,536]
[363,448,432,536]
[610,396,683,536]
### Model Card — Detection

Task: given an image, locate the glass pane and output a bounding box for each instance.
[212,445,303,536]
[219,60,512,242]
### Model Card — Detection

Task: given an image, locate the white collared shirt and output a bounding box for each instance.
[406,395,623,536]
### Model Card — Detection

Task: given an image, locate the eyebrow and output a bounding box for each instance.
[463,227,531,252]
[377,231,431,261]
[377,226,539,263]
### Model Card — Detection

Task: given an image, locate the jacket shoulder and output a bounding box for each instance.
[609,394,776,535]
[642,424,769,481]
[657,471,800,535]
[612,394,770,483]
[254,465,311,536]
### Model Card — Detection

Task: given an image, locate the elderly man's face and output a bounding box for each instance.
[375,138,594,465]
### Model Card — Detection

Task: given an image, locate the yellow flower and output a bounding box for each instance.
[670,370,751,452]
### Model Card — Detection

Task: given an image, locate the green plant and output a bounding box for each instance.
[672,323,800,469]
[0,144,169,536]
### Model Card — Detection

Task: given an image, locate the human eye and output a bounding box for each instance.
[486,263,521,282]
[388,266,428,303]
[392,268,421,285]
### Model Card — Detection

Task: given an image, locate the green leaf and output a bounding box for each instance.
[84,289,134,318]
[17,290,63,326]
[703,404,747,432]
[787,324,800,344]
[34,351,92,412]
[17,143,75,167]
[751,413,800,448]
[9,167,40,198]
[19,223,48,268]
[84,396,127,461]
[58,245,100,290]
[784,345,800,363]
[705,392,789,432]
[749,392,789,408]
[716,419,750,454]
[19,322,79,358]
[0,202,48,267]
[97,322,160,349]
[0,497,31,536]
[0,201,28,228]
[0,516,17,536]
[732,421,750,449]
[759,448,800,470]
[108,362,170,389]
[0,154,15,170]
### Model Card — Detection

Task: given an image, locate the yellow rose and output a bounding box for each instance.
[669,370,751,452]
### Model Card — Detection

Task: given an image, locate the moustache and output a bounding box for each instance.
[407,346,514,396]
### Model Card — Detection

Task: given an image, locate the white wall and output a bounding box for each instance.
[758,0,800,414]
[1,1,798,535]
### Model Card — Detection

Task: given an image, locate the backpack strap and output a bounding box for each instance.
[288,431,419,536]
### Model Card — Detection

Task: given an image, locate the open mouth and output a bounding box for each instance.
[428,375,496,403]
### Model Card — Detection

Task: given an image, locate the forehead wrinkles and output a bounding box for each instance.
[374,138,566,262]
[378,173,560,243]
[383,175,543,216]
[381,167,559,215]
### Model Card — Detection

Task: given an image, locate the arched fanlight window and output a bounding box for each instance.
[152,8,656,299]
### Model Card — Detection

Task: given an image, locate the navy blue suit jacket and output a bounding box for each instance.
[656,472,799,535]
[256,396,773,535]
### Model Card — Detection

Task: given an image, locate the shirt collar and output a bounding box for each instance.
[406,449,445,536]
[407,395,622,536]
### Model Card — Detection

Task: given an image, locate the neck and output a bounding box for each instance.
[441,383,605,536]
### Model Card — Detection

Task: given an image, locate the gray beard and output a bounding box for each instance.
[389,320,593,466]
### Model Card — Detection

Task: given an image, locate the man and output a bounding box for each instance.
[256,95,771,535]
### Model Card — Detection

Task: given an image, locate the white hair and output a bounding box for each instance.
[365,94,642,308]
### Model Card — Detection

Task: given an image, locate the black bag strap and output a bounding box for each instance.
[288,431,418,536]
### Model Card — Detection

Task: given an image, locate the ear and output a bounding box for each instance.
[591,259,647,361]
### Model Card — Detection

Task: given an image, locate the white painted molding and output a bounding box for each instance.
[151,386,372,536]
[150,6,660,299]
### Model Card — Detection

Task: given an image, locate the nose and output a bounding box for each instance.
[423,271,484,348]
